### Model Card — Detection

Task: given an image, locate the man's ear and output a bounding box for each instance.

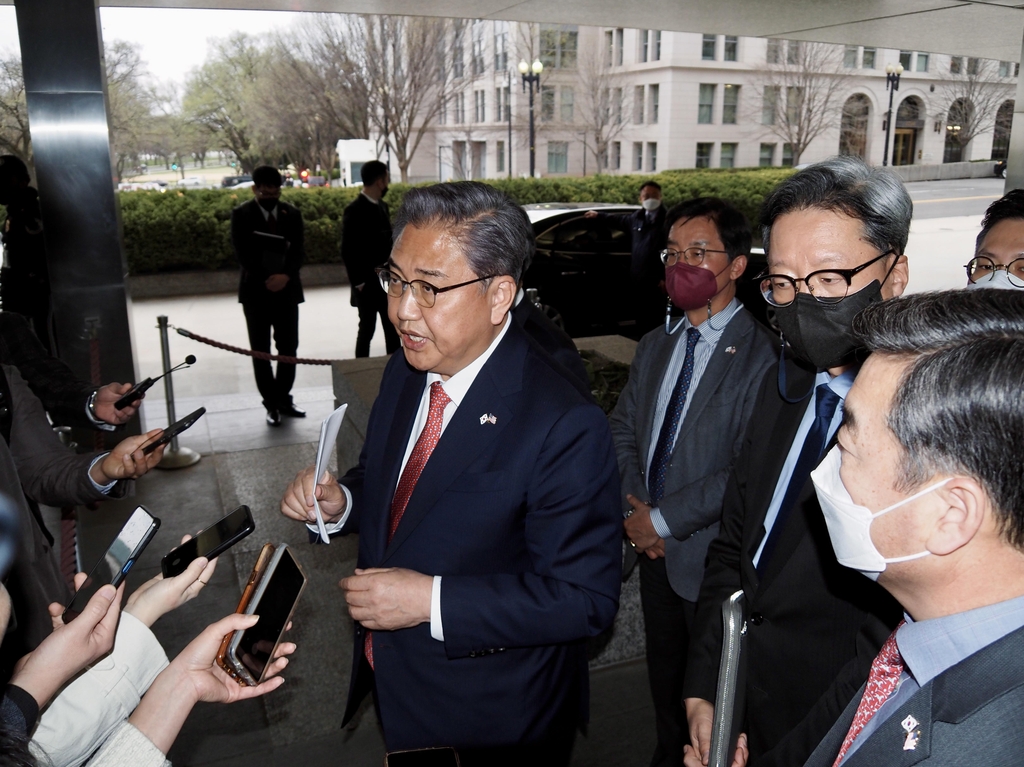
[884,254,910,299]
[729,254,748,281]
[927,476,987,556]
[490,276,517,325]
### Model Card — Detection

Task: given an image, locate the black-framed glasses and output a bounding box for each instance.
[375,267,494,309]
[660,246,729,267]
[759,251,894,307]
[965,256,1024,287]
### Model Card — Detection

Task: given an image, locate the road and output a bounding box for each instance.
[905,177,1004,219]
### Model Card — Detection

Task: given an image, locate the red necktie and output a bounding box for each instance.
[832,621,906,766]
[365,381,452,670]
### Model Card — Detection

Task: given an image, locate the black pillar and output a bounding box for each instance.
[14,0,139,440]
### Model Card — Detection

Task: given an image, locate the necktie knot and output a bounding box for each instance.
[815,382,841,422]
[428,381,451,415]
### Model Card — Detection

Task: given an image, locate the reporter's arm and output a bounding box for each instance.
[84,720,169,767]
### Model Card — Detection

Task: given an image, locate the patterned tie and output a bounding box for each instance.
[757,382,841,573]
[365,381,452,670]
[831,622,906,767]
[648,327,701,504]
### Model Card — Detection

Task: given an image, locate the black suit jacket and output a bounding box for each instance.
[600,207,667,287]
[231,199,305,305]
[684,358,902,765]
[511,297,590,392]
[803,624,1024,767]
[340,193,392,289]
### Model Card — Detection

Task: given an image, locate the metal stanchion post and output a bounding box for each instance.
[156,315,200,469]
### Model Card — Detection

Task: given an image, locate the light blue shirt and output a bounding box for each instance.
[841,593,1024,763]
[647,298,742,539]
[750,366,857,567]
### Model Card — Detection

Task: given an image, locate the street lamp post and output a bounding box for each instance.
[882,62,904,167]
[519,58,544,177]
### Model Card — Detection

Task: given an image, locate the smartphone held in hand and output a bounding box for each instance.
[161,505,255,577]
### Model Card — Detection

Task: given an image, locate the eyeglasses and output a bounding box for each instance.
[375,267,494,308]
[965,256,1024,287]
[759,251,894,307]
[660,247,729,267]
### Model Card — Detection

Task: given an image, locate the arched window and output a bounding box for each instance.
[839,94,871,158]
[944,98,974,163]
[993,100,1014,161]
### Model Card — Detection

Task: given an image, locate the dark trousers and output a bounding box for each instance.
[242,299,299,410]
[356,282,400,358]
[639,554,698,767]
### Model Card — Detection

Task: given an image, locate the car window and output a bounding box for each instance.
[535,225,557,249]
[555,217,630,254]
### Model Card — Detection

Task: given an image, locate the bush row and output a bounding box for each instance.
[118,167,794,275]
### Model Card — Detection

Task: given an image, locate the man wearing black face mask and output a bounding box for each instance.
[682,157,909,767]
[609,198,776,767]
[231,165,306,426]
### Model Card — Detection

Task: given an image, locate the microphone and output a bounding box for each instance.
[113,355,197,410]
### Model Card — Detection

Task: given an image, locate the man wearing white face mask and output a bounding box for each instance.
[803,289,1024,767]
[964,190,1024,291]
[585,181,667,336]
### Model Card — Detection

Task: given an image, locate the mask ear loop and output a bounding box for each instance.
[665,297,685,335]
[777,334,814,403]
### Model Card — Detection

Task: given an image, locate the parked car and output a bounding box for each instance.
[221,174,252,188]
[995,160,1008,179]
[176,176,208,189]
[523,203,771,338]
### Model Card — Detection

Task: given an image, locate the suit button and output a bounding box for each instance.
[750,612,764,626]
[0,406,9,417]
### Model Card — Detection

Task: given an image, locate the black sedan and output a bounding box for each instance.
[523,203,770,338]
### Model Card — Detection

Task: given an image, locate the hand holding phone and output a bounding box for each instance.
[126,540,218,628]
[161,506,255,577]
[140,407,206,456]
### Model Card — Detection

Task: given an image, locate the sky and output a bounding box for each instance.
[0,7,307,86]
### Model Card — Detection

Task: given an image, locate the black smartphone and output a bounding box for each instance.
[161,505,256,577]
[113,379,154,411]
[225,544,306,685]
[141,406,206,455]
[63,505,160,623]
[385,748,461,767]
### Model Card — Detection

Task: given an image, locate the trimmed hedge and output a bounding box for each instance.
[118,168,794,275]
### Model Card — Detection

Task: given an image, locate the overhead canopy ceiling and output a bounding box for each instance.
[5,0,1024,62]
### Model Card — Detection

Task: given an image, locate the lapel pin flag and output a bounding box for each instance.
[479,413,497,425]
[725,346,737,354]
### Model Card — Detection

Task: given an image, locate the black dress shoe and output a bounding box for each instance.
[266,409,282,426]
[279,404,306,418]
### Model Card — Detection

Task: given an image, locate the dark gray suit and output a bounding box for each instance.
[803,624,1024,767]
[608,306,776,766]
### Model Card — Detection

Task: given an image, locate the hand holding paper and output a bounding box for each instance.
[312,404,348,544]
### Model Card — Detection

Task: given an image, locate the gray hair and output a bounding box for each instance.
[761,155,913,257]
[393,181,534,284]
[853,290,1024,550]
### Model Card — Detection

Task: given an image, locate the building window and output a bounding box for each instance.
[762,86,779,125]
[455,92,466,123]
[647,142,658,171]
[496,140,505,173]
[759,143,775,167]
[916,53,929,73]
[653,31,662,61]
[649,84,660,123]
[604,30,614,67]
[640,30,649,63]
[453,22,465,78]
[633,142,644,171]
[634,85,646,123]
[473,90,486,122]
[786,40,801,65]
[723,84,739,124]
[950,56,962,75]
[968,57,980,75]
[724,36,738,62]
[899,50,912,70]
[786,86,804,126]
[540,86,555,121]
[613,87,623,124]
[698,83,715,124]
[782,143,794,166]
[844,46,857,68]
[612,141,621,170]
[696,142,712,168]
[439,96,447,125]
[862,47,876,69]
[615,28,624,66]
[495,86,510,122]
[547,141,568,173]
[720,142,737,168]
[1000,60,1013,78]
[539,24,578,69]
[493,21,508,71]
[702,34,716,61]
[766,39,781,64]
[471,20,486,75]
[561,86,575,122]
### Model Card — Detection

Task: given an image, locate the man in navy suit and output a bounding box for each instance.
[280,182,621,764]
[801,289,1024,766]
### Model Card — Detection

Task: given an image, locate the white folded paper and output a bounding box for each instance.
[312,403,348,544]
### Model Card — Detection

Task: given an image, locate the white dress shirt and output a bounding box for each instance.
[310,315,513,642]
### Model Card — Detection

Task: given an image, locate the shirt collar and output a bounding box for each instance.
[816,363,859,400]
[426,314,512,407]
[682,297,742,344]
[361,191,380,205]
[897,594,1024,687]
[257,201,278,219]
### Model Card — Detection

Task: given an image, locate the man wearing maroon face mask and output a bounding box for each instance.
[608,198,777,767]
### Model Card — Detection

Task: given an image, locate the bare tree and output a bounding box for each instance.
[0,54,30,163]
[105,40,155,181]
[748,40,851,165]
[935,57,1015,161]
[574,44,631,173]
